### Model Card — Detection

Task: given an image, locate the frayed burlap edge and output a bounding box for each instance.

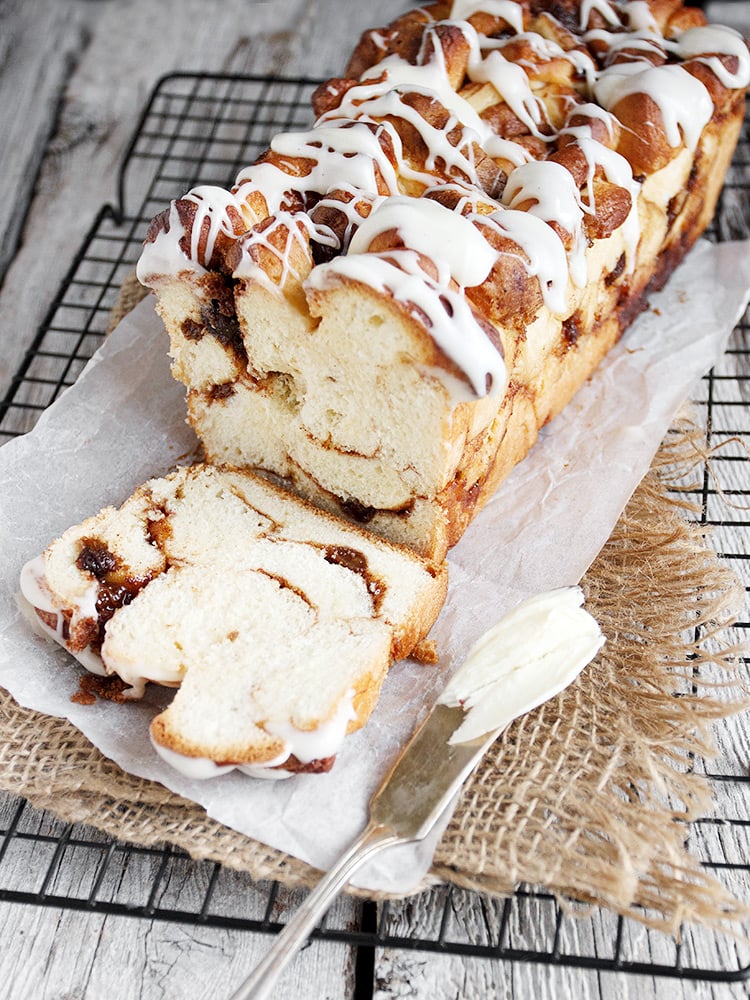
[105,274,150,334]
[430,417,750,936]
[3,297,749,935]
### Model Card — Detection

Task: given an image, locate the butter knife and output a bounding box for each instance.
[229,586,604,1000]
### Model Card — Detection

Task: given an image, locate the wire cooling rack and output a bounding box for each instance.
[1,73,749,989]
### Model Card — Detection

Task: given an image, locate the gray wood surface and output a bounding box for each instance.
[1,1,749,997]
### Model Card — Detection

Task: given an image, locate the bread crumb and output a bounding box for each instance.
[71,674,132,705]
[412,637,439,664]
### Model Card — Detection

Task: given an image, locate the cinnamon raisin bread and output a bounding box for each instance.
[20,465,447,776]
[137,0,750,560]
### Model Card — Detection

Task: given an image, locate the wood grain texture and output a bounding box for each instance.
[0,0,749,997]
[0,902,356,1000]
[0,1,86,287]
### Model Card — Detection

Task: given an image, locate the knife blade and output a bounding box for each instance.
[368,702,499,841]
[229,586,604,1000]
[228,708,502,1000]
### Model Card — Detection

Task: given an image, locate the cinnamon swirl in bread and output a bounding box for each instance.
[20,466,447,776]
[137,0,750,560]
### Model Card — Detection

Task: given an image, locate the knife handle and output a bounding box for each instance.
[229,821,400,1000]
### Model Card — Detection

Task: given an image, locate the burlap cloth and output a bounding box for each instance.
[3,276,748,937]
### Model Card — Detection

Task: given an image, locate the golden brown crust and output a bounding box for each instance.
[149,713,287,767]
[140,0,749,564]
[143,198,250,275]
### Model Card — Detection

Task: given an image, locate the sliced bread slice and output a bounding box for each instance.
[20,464,447,776]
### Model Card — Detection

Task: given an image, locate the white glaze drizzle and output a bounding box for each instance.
[325,50,511,188]
[307,248,505,400]
[184,186,246,265]
[137,201,194,281]
[412,21,558,146]
[338,16,560,167]
[449,0,525,33]
[137,0,749,401]
[233,159,305,214]
[98,646,181,700]
[271,121,401,196]
[559,101,617,143]
[19,556,108,678]
[579,0,621,29]
[501,31,599,88]
[151,740,294,780]
[621,1,658,33]
[468,50,549,138]
[136,185,256,282]
[585,25,667,62]
[576,135,641,266]
[348,195,499,287]
[312,186,386,255]
[668,25,750,90]
[501,159,588,287]
[482,208,570,315]
[150,688,357,780]
[423,178,495,214]
[233,210,318,291]
[595,61,713,150]
[369,29,390,53]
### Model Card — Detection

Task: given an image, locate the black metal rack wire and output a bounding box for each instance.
[1,72,749,988]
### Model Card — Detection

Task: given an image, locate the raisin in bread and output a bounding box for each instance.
[20,465,447,776]
[137,0,750,560]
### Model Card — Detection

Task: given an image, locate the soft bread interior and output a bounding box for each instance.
[107,562,392,766]
[28,465,447,773]
[138,1,749,560]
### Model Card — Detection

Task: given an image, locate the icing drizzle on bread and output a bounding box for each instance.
[136,1,749,560]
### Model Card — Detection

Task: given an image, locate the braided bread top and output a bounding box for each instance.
[138,0,749,401]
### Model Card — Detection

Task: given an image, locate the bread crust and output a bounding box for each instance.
[138,0,749,560]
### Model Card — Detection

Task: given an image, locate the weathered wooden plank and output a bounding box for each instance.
[1,0,750,997]
[0,1,88,287]
[374,884,750,1000]
[0,900,356,1000]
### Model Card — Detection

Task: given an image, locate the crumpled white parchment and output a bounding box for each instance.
[0,238,749,892]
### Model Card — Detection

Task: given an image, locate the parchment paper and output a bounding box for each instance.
[1,238,749,893]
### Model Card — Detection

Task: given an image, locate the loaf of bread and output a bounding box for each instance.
[20,465,447,776]
[136,0,749,561]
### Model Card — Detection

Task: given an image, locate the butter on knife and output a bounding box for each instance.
[439,586,605,744]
